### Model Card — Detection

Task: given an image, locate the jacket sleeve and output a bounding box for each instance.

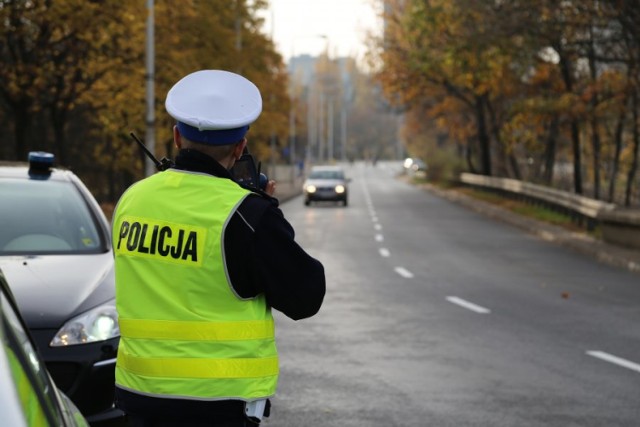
[225,198,326,320]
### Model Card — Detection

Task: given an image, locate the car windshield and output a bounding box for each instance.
[309,170,344,180]
[0,179,105,255]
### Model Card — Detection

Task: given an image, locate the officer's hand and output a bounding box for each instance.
[265,179,277,196]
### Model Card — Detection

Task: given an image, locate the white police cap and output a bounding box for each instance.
[165,70,262,145]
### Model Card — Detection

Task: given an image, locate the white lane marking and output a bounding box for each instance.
[587,351,640,374]
[394,267,414,278]
[374,224,382,231]
[375,234,384,242]
[372,216,379,223]
[446,296,491,314]
[379,248,390,257]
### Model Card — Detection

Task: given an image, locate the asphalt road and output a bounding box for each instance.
[263,161,640,427]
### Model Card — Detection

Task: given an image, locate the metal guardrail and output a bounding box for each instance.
[459,173,640,250]
[459,173,616,229]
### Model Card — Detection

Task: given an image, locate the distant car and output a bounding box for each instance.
[0,153,122,424]
[303,165,350,206]
[403,157,427,177]
[0,268,89,426]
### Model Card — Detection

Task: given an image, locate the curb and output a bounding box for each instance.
[273,183,301,204]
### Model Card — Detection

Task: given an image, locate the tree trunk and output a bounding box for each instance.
[570,121,583,195]
[12,104,31,161]
[508,153,521,180]
[590,116,602,199]
[50,106,68,166]
[626,90,639,206]
[558,48,583,194]
[588,32,601,199]
[465,136,477,174]
[608,101,626,203]
[542,116,559,185]
[475,94,492,176]
[486,95,520,179]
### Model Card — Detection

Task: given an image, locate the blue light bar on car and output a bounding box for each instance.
[28,151,54,178]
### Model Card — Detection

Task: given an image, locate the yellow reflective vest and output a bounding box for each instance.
[112,169,278,401]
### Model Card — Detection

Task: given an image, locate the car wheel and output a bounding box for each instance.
[304,199,310,206]
[342,199,348,207]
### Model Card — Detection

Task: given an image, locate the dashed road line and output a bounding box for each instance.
[394,267,414,278]
[446,296,491,314]
[586,351,640,374]
[362,180,639,380]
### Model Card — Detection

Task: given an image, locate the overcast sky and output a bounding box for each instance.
[261,0,382,63]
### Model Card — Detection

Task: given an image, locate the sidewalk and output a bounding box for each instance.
[420,182,640,276]
[273,179,302,204]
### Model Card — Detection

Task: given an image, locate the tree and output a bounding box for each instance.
[372,0,639,205]
[0,0,291,203]
[376,0,528,176]
[0,0,145,165]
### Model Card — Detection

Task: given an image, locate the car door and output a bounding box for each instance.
[0,269,89,427]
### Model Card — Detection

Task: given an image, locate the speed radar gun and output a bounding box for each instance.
[229,147,269,191]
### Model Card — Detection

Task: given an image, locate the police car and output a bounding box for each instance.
[0,268,89,426]
[0,153,122,423]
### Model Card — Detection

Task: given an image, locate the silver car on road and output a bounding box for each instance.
[303,165,350,207]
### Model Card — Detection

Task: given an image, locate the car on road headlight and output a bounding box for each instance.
[0,267,89,426]
[403,157,428,178]
[303,165,350,207]
[0,152,122,424]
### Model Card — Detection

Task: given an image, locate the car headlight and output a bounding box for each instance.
[305,185,317,193]
[50,303,120,346]
[335,185,345,194]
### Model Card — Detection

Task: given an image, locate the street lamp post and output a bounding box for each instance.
[288,59,297,183]
[317,92,325,163]
[289,34,328,176]
[327,98,334,162]
[144,0,155,177]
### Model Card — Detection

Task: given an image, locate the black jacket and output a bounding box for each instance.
[115,148,326,420]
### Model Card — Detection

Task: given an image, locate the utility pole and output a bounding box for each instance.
[235,0,242,54]
[328,98,334,162]
[341,107,347,162]
[288,54,296,176]
[318,92,325,163]
[306,93,315,166]
[289,34,328,172]
[144,0,155,177]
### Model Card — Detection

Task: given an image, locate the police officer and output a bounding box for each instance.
[112,70,326,427]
